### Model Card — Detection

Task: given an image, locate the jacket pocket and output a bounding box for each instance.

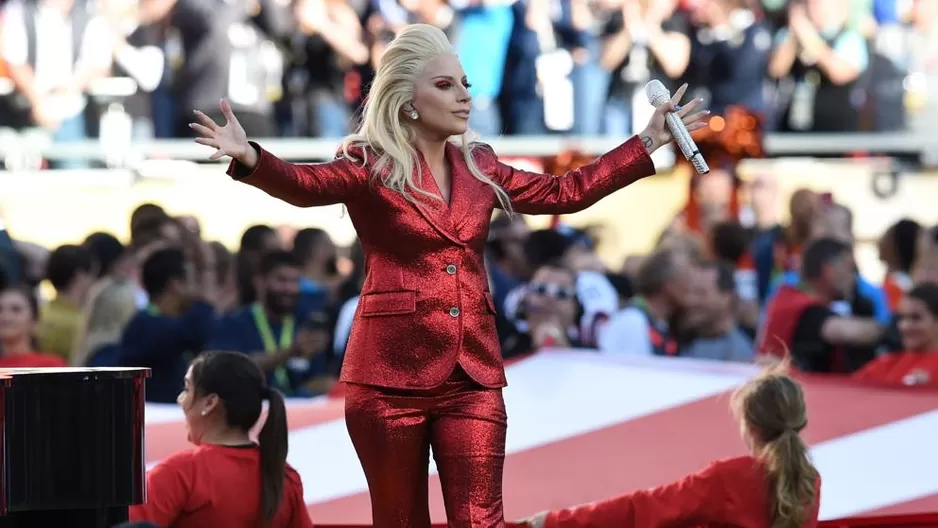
[360,290,417,317]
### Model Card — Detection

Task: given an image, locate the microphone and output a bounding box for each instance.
[644,80,709,175]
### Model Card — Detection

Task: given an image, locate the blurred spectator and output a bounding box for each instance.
[119,245,217,403]
[209,241,238,314]
[853,283,938,387]
[905,0,938,135]
[680,261,754,361]
[597,247,693,355]
[453,0,514,136]
[709,220,759,333]
[769,0,869,132]
[208,250,331,397]
[878,218,920,312]
[291,227,339,298]
[73,277,137,366]
[0,215,19,285]
[287,0,368,137]
[758,237,883,373]
[0,284,67,367]
[36,243,96,361]
[768,201,891,324]
[236,224,280,306]
[685,0,772,116]
[0,0,113,159]
[503,262,584,357]
[486,212,530,312]
[599,0,690,135]
[752,188,818,303]
[83,231,127,279]
[154,0,290,138]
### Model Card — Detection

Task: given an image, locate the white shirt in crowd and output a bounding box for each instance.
[1,0,113,120]
[596,306,654,356]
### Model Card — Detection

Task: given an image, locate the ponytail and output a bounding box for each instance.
[761,429,819,528]
[258,388,289,523]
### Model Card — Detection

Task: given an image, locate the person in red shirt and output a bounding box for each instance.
[0,285,68,368]
[524,362,821,528]
[853,284,938,387]
[757,237,883,373]
[129,351,314,528]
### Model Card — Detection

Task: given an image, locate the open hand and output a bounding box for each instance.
[639,83,710,154]
[189,99,254,167]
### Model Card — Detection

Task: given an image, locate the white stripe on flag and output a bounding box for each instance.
[294,353,752,505]
[813,409,938,520]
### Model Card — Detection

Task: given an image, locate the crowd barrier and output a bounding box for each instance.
[1,132,937,165]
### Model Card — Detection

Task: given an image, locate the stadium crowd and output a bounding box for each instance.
[1,176,938,398]
[0,0,934,151]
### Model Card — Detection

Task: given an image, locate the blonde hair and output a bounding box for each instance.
[340,23,511,211]
[731,361,819,528]
[72,279,138,366]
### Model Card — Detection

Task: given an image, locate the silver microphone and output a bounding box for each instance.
[644,80,709,175]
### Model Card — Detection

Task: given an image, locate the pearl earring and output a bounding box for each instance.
[201,410,207,416]
[410,110,419,120]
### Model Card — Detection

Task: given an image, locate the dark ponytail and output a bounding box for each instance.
[258,387,289,522]
[189,351,291,525]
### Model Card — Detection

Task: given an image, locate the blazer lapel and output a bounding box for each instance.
[412,148,464,246]
[448,142,477,235]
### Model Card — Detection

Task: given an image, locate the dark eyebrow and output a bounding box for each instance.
[432,75,468,82]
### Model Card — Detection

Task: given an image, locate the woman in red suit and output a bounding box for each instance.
[189,23,708,528]
[130,351,313,528]
[525,364,821,528]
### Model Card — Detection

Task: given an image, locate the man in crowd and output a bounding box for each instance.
[208,250,332,396]
[758,237,884,372]
[36,244,96,360]
[597,247,694,356]
[680,261,754,362]
[119,245,217,403]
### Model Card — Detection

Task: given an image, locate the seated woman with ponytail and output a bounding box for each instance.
[130,351,314,528]
[525,362,820,528]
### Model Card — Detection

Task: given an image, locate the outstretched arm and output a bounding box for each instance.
[483,85,708,215]
[531,459,729,528]
[191,99,366,207]
[482,136,657,215]
[226,143,366,207]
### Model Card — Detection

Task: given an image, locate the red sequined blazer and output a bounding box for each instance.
[228,136,655,390]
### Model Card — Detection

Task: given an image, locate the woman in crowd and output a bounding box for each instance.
[129,351,313,528]
[190,22,708,527]
[525,362,820,528]
[853,284,938,387]
[0,285,67,367]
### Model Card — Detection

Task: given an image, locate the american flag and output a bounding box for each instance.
[143,351,938,525]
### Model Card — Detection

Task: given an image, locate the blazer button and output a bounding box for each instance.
[449,307,460,317]
[445,264,457,275]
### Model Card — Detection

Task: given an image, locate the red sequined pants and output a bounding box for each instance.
[344,367,508,528]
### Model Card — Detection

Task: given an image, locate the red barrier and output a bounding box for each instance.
[318,516,938,528]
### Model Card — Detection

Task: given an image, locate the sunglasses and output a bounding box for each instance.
[529,282,576,300]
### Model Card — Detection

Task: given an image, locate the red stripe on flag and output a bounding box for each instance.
[308,378,938,524]
[859,494,938,518]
